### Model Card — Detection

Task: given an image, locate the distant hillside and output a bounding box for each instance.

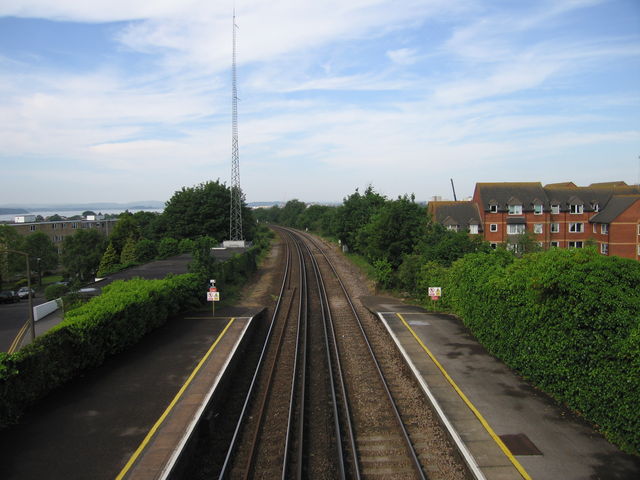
[0,201,164,212]
[0,208,28,215]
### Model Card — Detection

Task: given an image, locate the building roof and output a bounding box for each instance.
[428,201,482,230]
[474,182,547,211]
[589,196,640,224]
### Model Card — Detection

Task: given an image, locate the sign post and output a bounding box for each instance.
[428,287,442,301]
[207,280,220,318]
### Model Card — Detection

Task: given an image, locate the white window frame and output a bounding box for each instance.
[489,204,498,213]
[490,242,498,249]
[569,222,584,233]
[568,241,584,248]
[601,224,609,234]
[29,225,36,231]
[508,204,523,215]
[570,204,583,214]
[533,204,543,215]
[551,223,560,233]
[490,224,498,232]
[551,204,560,214]
[469,224,479,234]
[600,243,608,255]
[533,223,543,234]
[592,203,599,212]
[550,241,559,248]
[507,224,525,235]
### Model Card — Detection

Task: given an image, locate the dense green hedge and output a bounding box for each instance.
[0,231,272,428]
[445,248,640,454]
[0,274,201,426]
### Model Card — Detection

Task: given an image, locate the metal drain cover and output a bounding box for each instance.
[499,433,543,456]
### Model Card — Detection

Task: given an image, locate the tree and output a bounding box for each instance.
[23,232,58,285]
[120,236,137,265]
[357,194,427,267]
[135,239,157,262]
[0,225,25,286]
[334,186,386,251]
[82,211,96,217]
[109,211,140,254]
[157,237,179,259]
[97,242,119,276]
[161,180,255,241]
[279,199,307,228]
[61,229,107,281]
[416,222,490,267]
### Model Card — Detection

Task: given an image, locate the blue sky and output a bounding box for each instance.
[1,0,639,204]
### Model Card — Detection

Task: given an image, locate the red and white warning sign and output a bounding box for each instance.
[428,287,441,300]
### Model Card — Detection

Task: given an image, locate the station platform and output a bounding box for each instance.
[361,296,640,480]
[0,306,264,480]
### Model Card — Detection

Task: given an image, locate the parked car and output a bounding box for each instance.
[17,287,36,299]
[0,290,20,304]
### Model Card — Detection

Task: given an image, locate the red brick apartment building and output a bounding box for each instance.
[428,181,640,261]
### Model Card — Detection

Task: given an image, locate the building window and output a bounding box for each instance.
[533,224,543,234]
[30,225,36,231]
[569,222,584,233]
[550,241,559,247]
[490,243,498,249]
[508,204,523,215]
[533,204,543,215]
[489,204,498,213]
[72,223,78,229]
[469,224,479,234]
[601,224,609,234]
[600,243,608,255]
[568,241,583,248]
[446,225,459,232]
[551,204,560,214]
[551,223,560,233]
[490,224,498,232]
[507,224,525,235]
[52,223,57,230]
[592,202,599,212]
[570,204,583,214]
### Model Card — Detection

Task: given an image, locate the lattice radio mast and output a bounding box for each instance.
[228,10,244,244]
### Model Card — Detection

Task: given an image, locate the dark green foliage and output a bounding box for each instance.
[446,248,640,453]
[373,258,393,289]
[416,222,490,267]
[120,236,137,265]
[357,194,427,267]
[61,229,107,281]
[0,225,25,286]
[178,238,195,254]
[23,232,58,285]
[108,211,140,254]
[44,283,70,301]
[97,243,119,277]
[160,180,255,241]
[157,238,180,259]
[134,238,157,262]
[334,186,386,250]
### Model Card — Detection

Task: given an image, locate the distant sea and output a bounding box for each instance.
[0,208,163,223]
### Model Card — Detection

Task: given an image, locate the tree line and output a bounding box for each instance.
[0,180,255,289]
[254,185,488,295]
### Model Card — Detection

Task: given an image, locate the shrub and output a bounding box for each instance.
[44,283,70,301]
[157,237,179,259]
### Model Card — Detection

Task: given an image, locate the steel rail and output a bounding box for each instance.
[301,230,427,480]
[282,233,308,479]
[300,232,352,480]
[218,230,294,479]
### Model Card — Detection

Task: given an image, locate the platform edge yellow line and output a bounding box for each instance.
[396,313,532,480]
[115,317,236,480]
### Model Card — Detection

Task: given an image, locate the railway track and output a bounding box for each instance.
[210,228,467,479]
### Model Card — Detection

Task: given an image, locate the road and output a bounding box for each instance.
[0,295,47,352]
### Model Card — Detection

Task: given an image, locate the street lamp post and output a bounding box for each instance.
[1,249,36,341]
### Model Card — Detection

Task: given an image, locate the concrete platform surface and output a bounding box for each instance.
[0,306,261,480]
[361,296,640,480]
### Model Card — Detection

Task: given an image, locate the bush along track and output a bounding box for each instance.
[444,247,640,455]
[0,232,272,428]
